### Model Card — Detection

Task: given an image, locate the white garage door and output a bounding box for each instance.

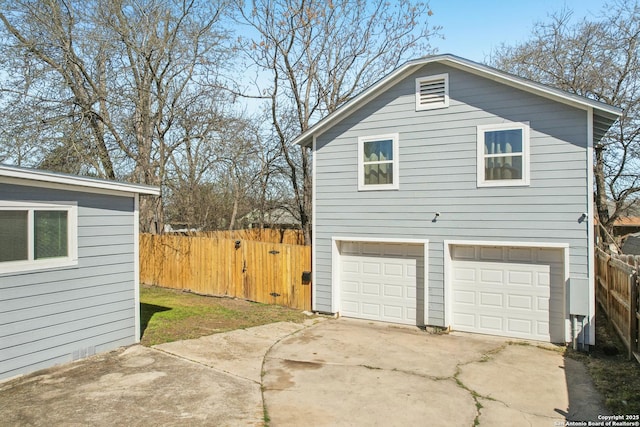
[450,245,565,342]
[339,241,423,325]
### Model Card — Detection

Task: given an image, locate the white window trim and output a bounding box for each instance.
[477,122,531,187]
[415,73,449,111]
[0,200,78,275]
[358,133,400,191]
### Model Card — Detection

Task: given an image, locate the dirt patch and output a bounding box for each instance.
[140,285,313,346]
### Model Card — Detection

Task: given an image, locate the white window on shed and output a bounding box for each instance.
[415,73,449,110]
[0,201,78,274]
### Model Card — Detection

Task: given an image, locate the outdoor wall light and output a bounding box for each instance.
[234,240,241,249]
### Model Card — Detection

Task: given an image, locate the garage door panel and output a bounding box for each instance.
[480,247,503,260]
[362,282,380,296]
[384,263,404,277]
[342,280,359,293]
[454,289,475,305]
[507,318,533,335]
[508,294,532,310]
[479,292,503,307]
[362,262,381,275]
[508,270,534,286]
[384,284,403,298]
[508,247,533,262]
[453,312,475,327]
[454,267,476,282]
[480,315,503,331]
[479,269,503,284]
[339,242,422,326]
[451,245,565,342]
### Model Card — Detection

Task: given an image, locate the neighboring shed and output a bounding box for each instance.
[293,54,622,347]
[0,164,159,381]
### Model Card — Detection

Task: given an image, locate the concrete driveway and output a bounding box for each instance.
[0,318,606,426]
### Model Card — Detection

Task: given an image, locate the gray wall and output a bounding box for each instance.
[314,63,590,326]
[0,183,136,380]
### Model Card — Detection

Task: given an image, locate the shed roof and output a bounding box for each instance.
[0,164,160,196]
[293,54,623,147]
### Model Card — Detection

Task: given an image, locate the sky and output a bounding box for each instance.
[428,0,608,61]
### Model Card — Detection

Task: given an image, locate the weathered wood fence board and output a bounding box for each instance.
[140,234,311,311]
[595,248,640,359]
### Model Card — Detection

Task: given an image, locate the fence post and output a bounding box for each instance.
[631,273,639,354]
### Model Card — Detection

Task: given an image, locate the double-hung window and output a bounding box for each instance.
[0,201,78,274]
[358,134,399,191]
[477,122,530,187]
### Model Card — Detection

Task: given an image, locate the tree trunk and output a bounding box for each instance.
[594,144,611,247]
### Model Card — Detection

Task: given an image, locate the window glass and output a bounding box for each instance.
[0,211,28,262]
[363,139,393,162]
[484,129,523,154]
[363,139,394,185]
[364,163,393,185]
[34,211,68,259]
[483,128,524,182]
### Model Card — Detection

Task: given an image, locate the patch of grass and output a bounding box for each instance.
[567,309,640,415]
[139,285,312,346]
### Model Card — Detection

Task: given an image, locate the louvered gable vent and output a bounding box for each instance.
[415,73,449,110]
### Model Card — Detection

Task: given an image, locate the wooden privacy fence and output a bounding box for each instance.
[140,234,311,311]
[595,248,640,359]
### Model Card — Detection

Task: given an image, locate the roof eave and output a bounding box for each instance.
[0,164,161,196]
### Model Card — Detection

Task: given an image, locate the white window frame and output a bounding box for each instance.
[358,133,400,191]
[415,73,449,111]
[477,122,530,187]
[0,200,78,274]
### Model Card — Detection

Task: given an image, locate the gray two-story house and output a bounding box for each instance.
[293,54,621,346]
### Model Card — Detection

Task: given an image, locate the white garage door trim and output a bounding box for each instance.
[332,237,429,326]
[444,240,570,342]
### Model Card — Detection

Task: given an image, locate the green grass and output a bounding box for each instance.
[139,285,312,346]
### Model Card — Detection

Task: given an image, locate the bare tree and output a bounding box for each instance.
[235,0,440,244]
[0,0,233,232]
[490,1,640,245]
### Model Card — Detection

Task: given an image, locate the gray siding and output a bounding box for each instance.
[314,63,590,326]
[0,184,136,380]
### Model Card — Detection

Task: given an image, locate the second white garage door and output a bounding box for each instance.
[450,245,565,342]
[339,241,424,325]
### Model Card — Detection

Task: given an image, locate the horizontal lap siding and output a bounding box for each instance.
[0,184,136,380]
[314,63,589,326]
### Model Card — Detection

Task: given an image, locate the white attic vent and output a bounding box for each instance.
[415,73,449,111]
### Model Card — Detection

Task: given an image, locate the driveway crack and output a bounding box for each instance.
[451,343,507,426]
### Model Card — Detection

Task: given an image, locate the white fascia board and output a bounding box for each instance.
[587,107,596,345]
[311,135,317,312]
[0,165,160,196]
[292,54,622,147]
[134,193,141,342]
[440,56,622,117]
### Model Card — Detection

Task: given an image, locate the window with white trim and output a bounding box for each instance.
[0,201,78,274]
[415,73,449,110]
[358,134,399,191]
[477,122,530,187]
